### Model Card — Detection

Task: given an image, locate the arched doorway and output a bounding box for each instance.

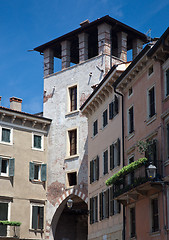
[53,194,88,240]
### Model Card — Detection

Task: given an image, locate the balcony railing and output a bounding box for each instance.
[0,224,20,238]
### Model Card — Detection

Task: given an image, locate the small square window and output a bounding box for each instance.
[103,109,108,128]
[128,87,133,97]
[67,172,77,186]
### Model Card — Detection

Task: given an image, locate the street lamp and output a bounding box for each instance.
[147,162,157,179]
[67,198,73,209]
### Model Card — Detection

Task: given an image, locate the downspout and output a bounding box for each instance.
[114,85,125,240]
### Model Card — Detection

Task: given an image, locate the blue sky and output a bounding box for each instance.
[0,0,169,114]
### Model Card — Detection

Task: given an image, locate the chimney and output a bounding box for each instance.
[0,96,1,106]
[10,97,22,111]
[80,19,90,27]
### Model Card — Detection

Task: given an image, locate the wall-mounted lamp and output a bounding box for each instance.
[147,162,157,179]
[67,198,73,209]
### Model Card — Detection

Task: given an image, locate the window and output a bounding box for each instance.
[167,123,169,159]
[128,106,134,134]
[109,185,121,216]
[148,65,154,76]
[151,198,159,232]
[165,68,169,97]
[68,129,77,156]
[90,196,98,224]
[67,172,77,186]
[69,85,77,112]
[110,138,120,170]
[130,207,136,238]
[148,86,156,118]
[0,202,8,236]
[33,134,43,150]
[128,156,134,184]
[0,157,15,177]
[93,120,98,137]
[90,156,99,183]
[103,150,108,175]
[31,204,44,230]
[29,162,47,182]
[145,139,157,167]
[99,189,109,220]
[0,127,12,144]
[103,109,108,128]
[109,96,119,120]
[128,87,133,97]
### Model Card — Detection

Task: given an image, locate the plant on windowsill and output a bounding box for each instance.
[105,157,148,186]
[0,221,21,226]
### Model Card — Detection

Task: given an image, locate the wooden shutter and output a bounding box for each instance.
[104,150,108,175]
[41,164,47,181]
[96,156,99,181]
[0,157,2,174]
[109,102,114,120]
[39,207,44,229]
[99,193,103,221]
[110,144,114,170]
[9,158,15,177]
[95,196,98,222]
[109,186,114,216]
[29,162,34,181]
[114,96,119,115]
[32,206,38,229]
[90,161,93,184]
[167,124,169,158]
[166,69,169,96]
[90,198,93,224]
[117,138,121,166]
[105,189,109,218]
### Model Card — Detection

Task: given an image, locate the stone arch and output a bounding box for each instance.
[46,188,88,240]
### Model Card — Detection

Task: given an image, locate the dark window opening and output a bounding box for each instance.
[69,129,77,156]
[166,69,169,96]
[130,207,136,238]
[128,87,133,96]
[149,87,155,118]
[67,172,77,186]
[69,86,77,112]
[93,120,98,136]
[151,198,159,232]
[149,65,154,76]
[103,109,108,128]
[88,30,98,59]
[128,106,134,134]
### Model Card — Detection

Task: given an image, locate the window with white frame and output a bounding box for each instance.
[148,86,156,118]
[128,106,134,134]
[103,149,108,175]
[29,162,47,182]
[32,134,43,150]
[90,156,99,183]
[0,127,12,144]
[90,195,98,224]
[102,109,108,128]
[109,96,119,120]
[31,203,44,230]
[151,197,159,232]
[68,129,77,156]
[68,85,77,112]
[0,201,10,236]
[93,119,98,137]
[110,138,120,170]
[0,157,15,177]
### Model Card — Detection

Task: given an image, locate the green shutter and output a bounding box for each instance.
[109,186,113,216]
[90,198,93,224]
[29,162,34,181]
[105,189,109,218]
[41,164,47,181]
[95,196,98,222]
[117,138,121,166]
[2,128,10,143]
[114,96,119,115]
[90,161,93,184]
[32,206,38,229]
[9,158,15,177]
[96,156,99,180]
[39,207,44,229]
[99,193,103,221]
[109,102,114,119]
[110,144,114,170]
[0,157,2,174]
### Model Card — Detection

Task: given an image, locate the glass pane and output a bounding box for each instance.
[1,160,8,174]
[2,128,10,143]
[34,165,40,180]
[34,135,41,149]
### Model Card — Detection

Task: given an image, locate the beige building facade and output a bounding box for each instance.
[0,97,51,239]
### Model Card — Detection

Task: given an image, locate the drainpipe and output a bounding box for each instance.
[113,86,125,240]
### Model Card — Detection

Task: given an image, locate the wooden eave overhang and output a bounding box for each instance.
[80,63,129,116]
[34,15,148,56]
[113,44,152,92]
[0,106,52,131]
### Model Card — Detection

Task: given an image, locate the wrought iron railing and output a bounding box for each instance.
[0,224,20,238]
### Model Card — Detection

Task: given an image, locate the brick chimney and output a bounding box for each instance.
[10,97,22,111]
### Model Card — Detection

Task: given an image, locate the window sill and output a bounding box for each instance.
[149,230,160,236]
[146,114,157,125]
[30,180,44,184]
[92,133,98,139]
[29,229,44,233]
[65,154,79,160]
[128,131,135,140]
[65,110,79,118]
[32,147,44,152]
[0,141,13,146]
[0,175,11,179]
[163,94,169,102]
